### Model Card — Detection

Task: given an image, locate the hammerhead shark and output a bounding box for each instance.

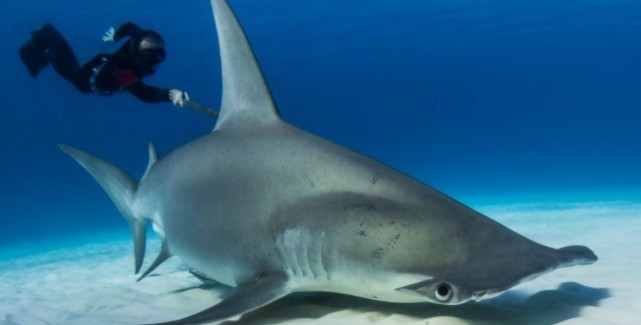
[59,0,597,324]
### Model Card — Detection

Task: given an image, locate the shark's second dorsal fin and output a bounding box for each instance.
[141,142,158,181]
[211,0,281,132]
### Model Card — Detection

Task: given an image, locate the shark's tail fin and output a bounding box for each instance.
[58,144,147,274]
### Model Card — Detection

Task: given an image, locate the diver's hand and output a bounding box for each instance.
[169,89,189,108]
[102,27,115,42]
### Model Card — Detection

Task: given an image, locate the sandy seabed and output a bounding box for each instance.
[1,201,640,325]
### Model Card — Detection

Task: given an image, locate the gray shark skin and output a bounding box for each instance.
[58,0,597,324]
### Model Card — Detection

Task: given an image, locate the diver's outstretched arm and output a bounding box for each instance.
[108,22,144,42]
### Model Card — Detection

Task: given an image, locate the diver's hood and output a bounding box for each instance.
[132,31,166,74]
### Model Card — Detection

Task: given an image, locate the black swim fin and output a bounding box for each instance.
[19,36,48,78]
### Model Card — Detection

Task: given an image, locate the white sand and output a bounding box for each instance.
[1,201,640,325]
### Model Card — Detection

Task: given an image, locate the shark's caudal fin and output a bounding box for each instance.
[58,144,147,274]
[210,0,281,131]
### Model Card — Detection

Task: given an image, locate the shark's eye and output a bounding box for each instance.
[434,283,452,302]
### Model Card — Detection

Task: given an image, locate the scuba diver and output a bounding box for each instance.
[20,22,189,107]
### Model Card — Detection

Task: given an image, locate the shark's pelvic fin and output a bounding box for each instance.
[189,270,219,284]
[210,0,281,132]
[137,240,172,282]
[58,144,147,274]
[144,271,290,325]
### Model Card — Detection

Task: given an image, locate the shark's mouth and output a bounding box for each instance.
[471,288,505,301]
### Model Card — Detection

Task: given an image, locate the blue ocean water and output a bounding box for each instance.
[0,0,639,248]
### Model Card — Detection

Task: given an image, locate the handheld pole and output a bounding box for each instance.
[183,100,219,118]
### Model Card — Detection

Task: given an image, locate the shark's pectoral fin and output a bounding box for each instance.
[144,271,290,325]
[137,240,172,282]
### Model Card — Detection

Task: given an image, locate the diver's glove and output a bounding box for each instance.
[169,89,190,108]
[102,27,115,42]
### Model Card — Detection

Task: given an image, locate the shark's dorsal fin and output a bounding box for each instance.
[211,0,281,131]
[142,142,158,181]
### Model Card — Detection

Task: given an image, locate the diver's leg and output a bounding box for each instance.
[20,23,81,82]
[38,24,81,83]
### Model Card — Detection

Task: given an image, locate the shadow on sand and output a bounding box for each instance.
[221,282,609,325]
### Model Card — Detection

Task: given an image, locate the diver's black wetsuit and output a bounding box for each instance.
[20,22,170,103]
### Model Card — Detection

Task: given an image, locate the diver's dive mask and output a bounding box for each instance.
[139,47,166,66]
[135,33,166,73]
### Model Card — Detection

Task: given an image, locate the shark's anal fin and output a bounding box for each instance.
[58,144,147,274]
[144,271,290,325]
[137,240,172,282]
[210,0,281,131]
